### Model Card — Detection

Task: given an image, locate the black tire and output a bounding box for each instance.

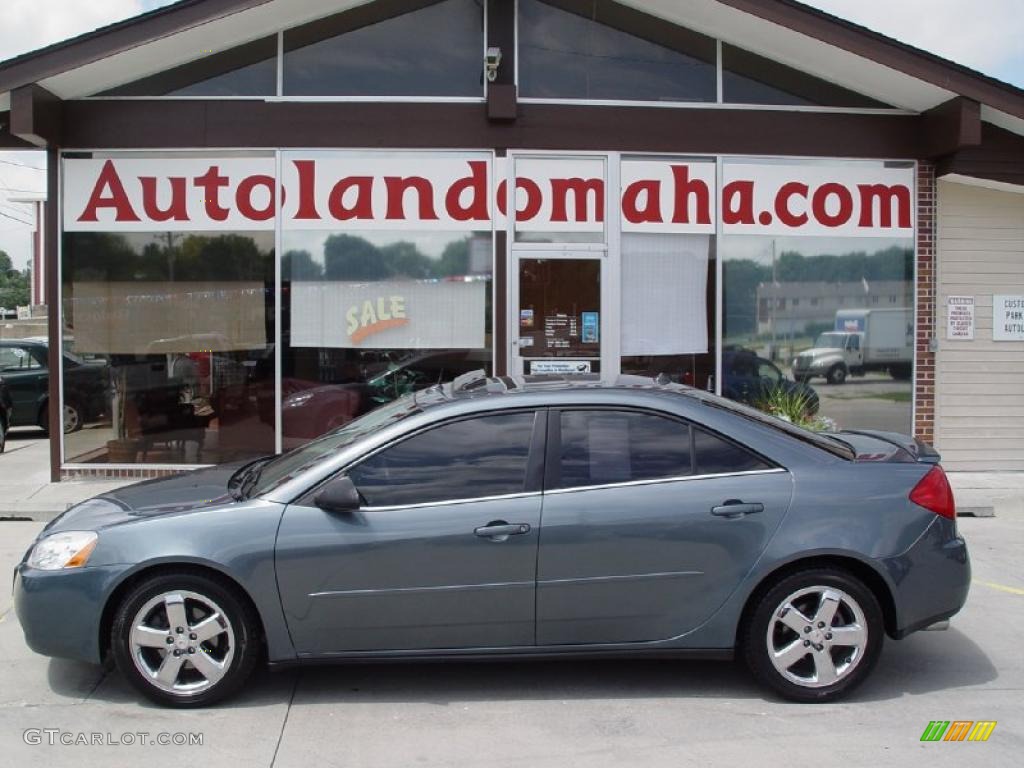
[110,571,261,707]
[741,568,884,703]
[826,365,847,385]
[0,419,6,453]
[890,365,912,381]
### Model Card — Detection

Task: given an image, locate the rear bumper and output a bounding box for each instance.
[881,516,970,639]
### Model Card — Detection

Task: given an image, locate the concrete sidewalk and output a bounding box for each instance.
[0,431,132,520]
[1,427,1021,520]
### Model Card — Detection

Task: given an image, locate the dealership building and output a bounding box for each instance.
[0,0,1022,480]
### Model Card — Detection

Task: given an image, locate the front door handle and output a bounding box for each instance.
[474,520,531,541]
[711,500,764,519]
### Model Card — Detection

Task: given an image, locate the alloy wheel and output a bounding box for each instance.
[129,590,236,697]
[62,404,81,433]
[766,585,868,688]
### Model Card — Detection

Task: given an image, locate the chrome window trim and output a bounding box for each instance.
[543,467,788,497]
[360,490,542,513]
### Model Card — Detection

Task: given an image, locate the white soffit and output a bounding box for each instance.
[38,0,372,98]
[981,106,1024,138]
[623,0,955,112]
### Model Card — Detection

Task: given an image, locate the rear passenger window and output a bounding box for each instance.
[556,410,691,490]
[693,428,771,475]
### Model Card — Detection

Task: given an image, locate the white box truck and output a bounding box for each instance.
[791,308,913,385]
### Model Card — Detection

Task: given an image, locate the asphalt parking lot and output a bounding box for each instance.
[0,513,1020,768]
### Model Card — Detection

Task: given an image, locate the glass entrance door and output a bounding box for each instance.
[511,254,604,375]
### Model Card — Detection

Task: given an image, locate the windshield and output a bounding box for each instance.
[249,394,421,496]
[696,392,855,460]
[814,333,848,348]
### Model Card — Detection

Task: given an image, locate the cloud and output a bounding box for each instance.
[803,0,1024,87]
[0,0,174,62]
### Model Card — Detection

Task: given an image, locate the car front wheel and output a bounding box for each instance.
[742,568,883,702]
[111,572,261,707]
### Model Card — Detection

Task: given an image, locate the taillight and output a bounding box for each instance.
[909,464,956,519]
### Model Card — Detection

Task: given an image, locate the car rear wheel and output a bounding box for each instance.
[111,572,260,707]
[742,568,883,703]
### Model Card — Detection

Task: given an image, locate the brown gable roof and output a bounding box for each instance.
[0,0,1021,121]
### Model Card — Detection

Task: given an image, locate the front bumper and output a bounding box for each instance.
[881,516,970,639]
[13,563,129,665]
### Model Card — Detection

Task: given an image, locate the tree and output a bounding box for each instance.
[0,249,30,308]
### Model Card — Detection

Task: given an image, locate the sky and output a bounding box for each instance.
[1,0,1022,269]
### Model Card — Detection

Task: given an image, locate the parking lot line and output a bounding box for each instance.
[975,580,1024,596]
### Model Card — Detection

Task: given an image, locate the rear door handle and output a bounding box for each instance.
[711,501,764,518]
[474,521,531,540]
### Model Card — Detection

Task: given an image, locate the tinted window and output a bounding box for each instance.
[283,0,484,97]
[556,410,691,490]
[519,0,716,102]
[693,428,771,475]
[722,44,889,108]
[348,412,536,506]
[99,37,277,96]
[0,346,41,371]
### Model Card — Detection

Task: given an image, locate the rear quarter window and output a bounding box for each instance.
[693,428,773,475]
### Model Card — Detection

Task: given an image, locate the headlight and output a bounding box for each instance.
[283,391,315,409]
[27,531,98,570]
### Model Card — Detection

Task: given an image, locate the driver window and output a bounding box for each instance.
[757,362,781,382]
[0,346,41,371]
[848,336,860,351]
[347,411,537,507]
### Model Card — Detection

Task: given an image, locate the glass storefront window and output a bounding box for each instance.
[722,232,914,432]
[282,227,493,448]
[282,0,484,97]
[518,0,717,103]
[98,37,277,97]
[61,229,276,464]
[721,44,890,108]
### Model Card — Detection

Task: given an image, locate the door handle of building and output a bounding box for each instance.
[710,501,764,518]
[474,521,531,540]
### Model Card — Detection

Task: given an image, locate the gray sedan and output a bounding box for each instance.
[13,374,970,707]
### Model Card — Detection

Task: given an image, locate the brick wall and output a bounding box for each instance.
[914,161,936,444]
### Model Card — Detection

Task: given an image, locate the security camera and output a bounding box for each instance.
[485,46,502,83]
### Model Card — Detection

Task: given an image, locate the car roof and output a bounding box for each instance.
[414,371,698,409]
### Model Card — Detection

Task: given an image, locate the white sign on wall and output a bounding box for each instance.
[63,155,914,239]
[993,295,1024,341]
[946,296,975,340]
[290,279,486,350]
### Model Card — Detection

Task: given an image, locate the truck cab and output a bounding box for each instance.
[792,332,862,385]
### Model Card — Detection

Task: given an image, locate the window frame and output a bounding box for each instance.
[543,405,781,494]
[299,407,547,510]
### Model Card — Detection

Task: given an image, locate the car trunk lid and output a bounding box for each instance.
[837,429,941,464]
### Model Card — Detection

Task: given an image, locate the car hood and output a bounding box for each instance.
[44,462,248,534]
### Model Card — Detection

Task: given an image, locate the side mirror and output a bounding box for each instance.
[314,475,361,514]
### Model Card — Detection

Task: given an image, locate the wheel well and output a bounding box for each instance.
[736,556,899,645]
[98,563,267,664]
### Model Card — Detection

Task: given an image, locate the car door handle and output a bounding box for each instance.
[711,501,764,518]
[474,521,531,539]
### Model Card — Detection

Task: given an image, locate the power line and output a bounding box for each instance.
[0,209,32,226]
[0,158,45,171]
